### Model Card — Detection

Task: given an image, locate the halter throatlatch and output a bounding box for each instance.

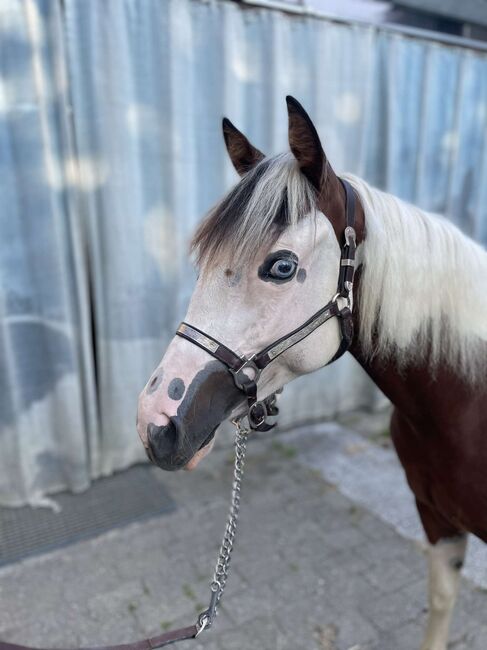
[176,178,357,430]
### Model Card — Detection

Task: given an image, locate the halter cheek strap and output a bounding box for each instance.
[329,178,356,362]
[176,178,357,430]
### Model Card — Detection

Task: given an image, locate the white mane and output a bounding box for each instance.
[343,174,487,383]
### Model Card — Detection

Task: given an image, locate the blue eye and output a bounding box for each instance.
[269,258,297,279]
[258,249,299,283]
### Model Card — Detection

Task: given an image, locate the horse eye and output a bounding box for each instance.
[258,249,299,283]
[269,258,297,279]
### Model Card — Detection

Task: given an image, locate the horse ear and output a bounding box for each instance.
[222,118,265,176]
[286,96,326,191]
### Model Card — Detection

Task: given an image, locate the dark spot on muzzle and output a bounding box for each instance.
[297,268,307,283]
[146,368,163,395]
[168,377,185,401]
[146,361,242,471]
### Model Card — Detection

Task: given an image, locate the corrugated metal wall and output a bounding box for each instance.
[1,0,487,505]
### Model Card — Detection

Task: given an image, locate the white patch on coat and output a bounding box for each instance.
[421,536,467,650]
[343,173,487,383]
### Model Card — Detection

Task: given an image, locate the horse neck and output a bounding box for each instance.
[348,273,477,426]
[344,181,487,422]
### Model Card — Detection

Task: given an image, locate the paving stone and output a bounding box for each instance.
[330,609,379,649]
[0,608,85,647]
[451,625,487,650]
[362,554,425,595]
[356,511,408,543]
[358,580,427,633]
[214,615,289,650]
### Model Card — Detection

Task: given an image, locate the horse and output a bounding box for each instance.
[137,96,487,650]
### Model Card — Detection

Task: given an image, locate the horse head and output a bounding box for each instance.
[137,97,360,470]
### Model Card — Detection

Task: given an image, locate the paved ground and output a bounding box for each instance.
[285,413,487,590]
[1,414,486,650]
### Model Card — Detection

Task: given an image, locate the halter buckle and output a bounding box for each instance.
[344,226,356,248]
[331,291,352,311]
[230,355,262,391]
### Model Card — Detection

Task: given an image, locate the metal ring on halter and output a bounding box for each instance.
[331,291,352,310]
[248,401,267,428]
[230,356,262,390]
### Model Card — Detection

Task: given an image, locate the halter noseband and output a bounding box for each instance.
[176,178,357,431]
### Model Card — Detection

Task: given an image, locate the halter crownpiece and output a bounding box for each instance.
[176,178,357,430]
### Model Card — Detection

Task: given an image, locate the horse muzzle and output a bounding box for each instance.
[140,359,243,471]
[146,419,218,471]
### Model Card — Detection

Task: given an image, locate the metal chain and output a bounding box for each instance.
[196,418,249,635]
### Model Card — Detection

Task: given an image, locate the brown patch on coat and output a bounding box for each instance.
[350,269,487,545]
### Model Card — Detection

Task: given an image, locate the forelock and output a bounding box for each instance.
[191,152,317,270]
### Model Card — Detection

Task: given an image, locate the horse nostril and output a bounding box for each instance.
[147,420,179,462]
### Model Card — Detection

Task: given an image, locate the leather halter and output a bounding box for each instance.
[176,178,357,431]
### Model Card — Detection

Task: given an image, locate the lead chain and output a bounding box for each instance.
[196,419,249,635]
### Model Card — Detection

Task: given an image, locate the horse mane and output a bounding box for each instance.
[191,153,317,268]
[343,174,487,384]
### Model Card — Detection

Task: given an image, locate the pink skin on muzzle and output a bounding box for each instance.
[137,336,242,470]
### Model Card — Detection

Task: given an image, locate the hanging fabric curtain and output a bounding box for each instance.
[1,0,487,505]
[0,1,97,506]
